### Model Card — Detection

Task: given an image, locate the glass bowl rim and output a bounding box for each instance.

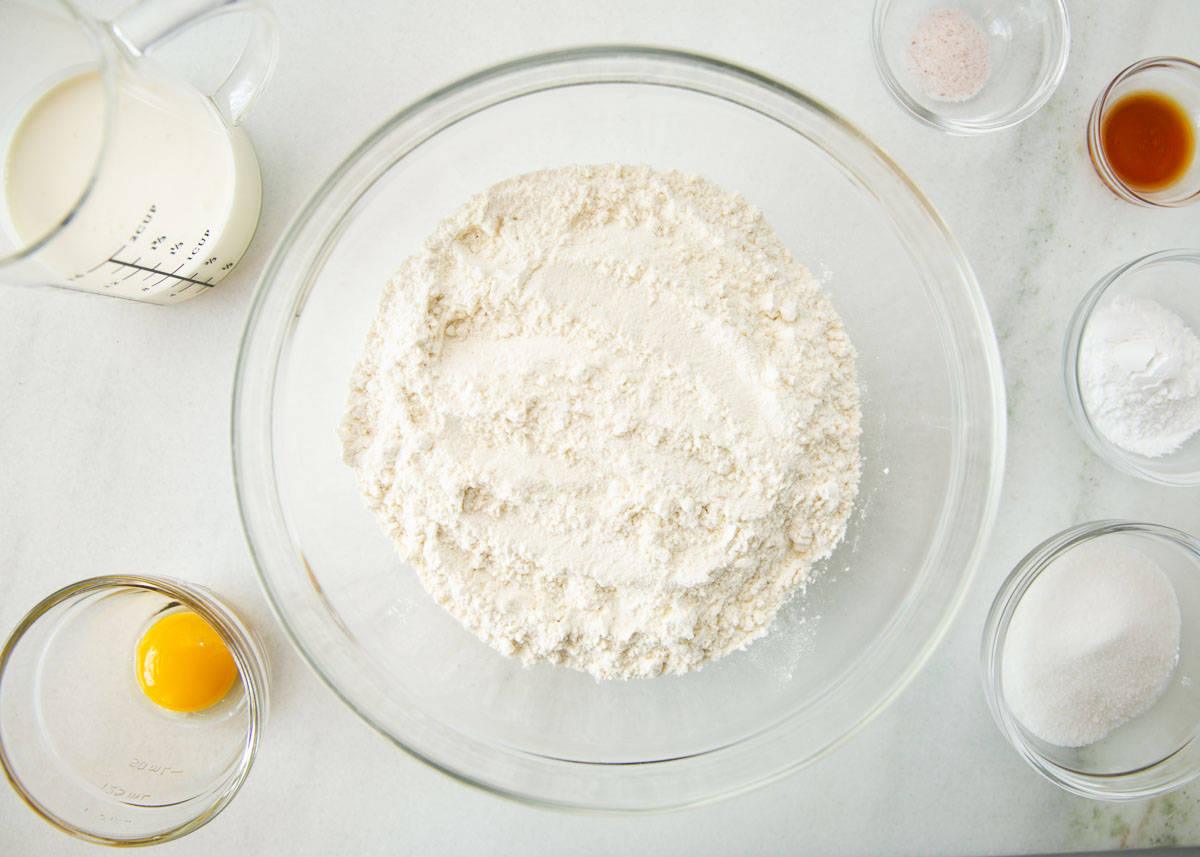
[869,0,1071,134]
[980,519,1200,800]
[0,574,269,846]
[1062,247,1200,486]
[232,44,1007,812]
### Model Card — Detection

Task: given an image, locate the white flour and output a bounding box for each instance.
[1079,294,1200,458]
[340,165,861,679]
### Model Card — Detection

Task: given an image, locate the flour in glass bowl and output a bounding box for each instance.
[339,164,862,680]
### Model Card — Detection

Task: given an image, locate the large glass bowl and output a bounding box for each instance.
[233,47,1005,812]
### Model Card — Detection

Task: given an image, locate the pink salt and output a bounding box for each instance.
[907,8,991,102]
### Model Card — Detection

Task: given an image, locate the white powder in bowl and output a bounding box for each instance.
[1001,540,1181,748]
[1079,294,1200,458]
[340,164,862,680]
[907,8,991,103]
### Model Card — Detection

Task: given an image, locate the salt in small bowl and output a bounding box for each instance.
[871,0,1069,134]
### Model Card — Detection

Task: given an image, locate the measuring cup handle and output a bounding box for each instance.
[108,0,279,125]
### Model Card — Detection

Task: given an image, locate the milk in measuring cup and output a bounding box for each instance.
[3,67,261,304]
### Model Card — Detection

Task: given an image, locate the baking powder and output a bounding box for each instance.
[1079,294,1200,458]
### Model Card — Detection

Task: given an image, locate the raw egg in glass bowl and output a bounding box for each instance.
[0,576,268,845]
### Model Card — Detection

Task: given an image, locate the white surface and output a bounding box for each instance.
[3,1,1200,854]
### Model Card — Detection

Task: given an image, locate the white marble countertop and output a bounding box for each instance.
[4,1,1200,854]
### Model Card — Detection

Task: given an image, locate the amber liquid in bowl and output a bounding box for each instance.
[1101,91,1196,191]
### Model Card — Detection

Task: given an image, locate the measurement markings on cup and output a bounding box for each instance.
[105,256,215,288]
[90,242,219,298]
[72,229,232,299]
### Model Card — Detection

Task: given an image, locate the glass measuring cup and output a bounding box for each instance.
[0,0,277,304]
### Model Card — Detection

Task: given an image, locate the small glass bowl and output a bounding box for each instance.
[1088,57,1200,207]
[0,576,269,845]
[872,0,1069,134]
[982,521,1200,801]
[1063,249,1200,486]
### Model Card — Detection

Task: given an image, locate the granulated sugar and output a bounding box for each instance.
[1001,540,1181,747]
[907,8,991,102]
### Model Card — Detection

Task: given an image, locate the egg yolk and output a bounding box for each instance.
[135,611,238,712]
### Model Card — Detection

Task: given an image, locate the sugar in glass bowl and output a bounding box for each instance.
[233,47,1005,811]
[872,0,1070,133]
[982,522,1200,800]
